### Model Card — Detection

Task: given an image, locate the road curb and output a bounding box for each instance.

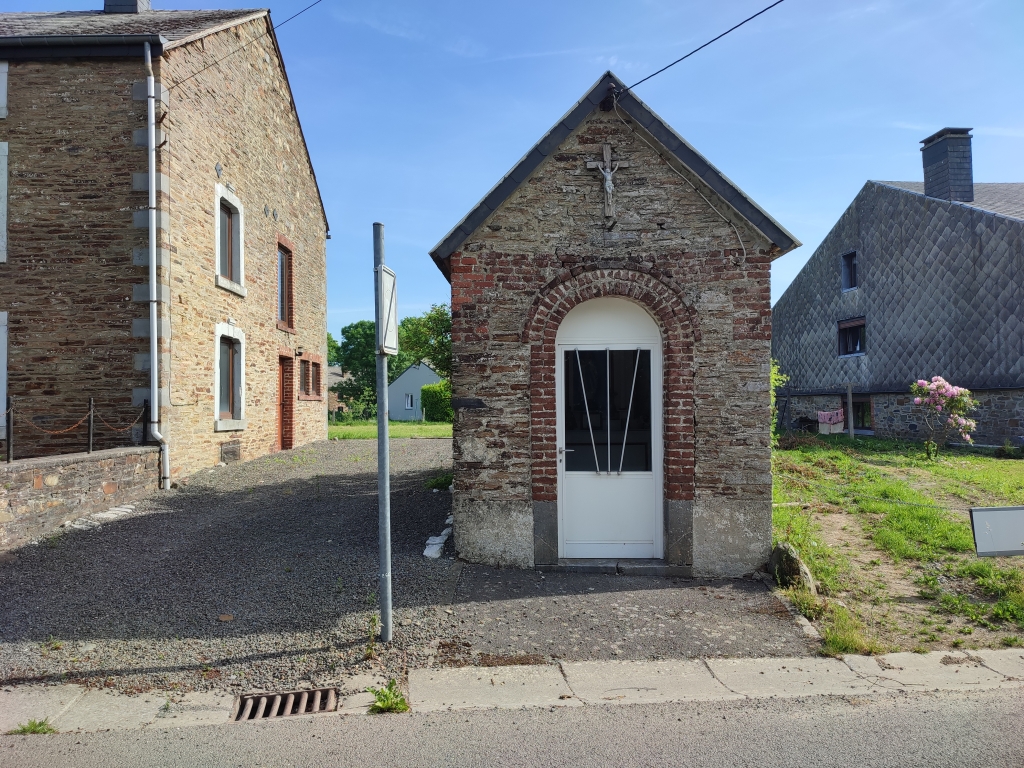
[3,649,1023,733]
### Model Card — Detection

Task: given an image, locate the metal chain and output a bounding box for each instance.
[23,412,90,436]
[96,407,146,433]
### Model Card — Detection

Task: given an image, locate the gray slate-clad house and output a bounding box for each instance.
[387,363,442,421]
[772,128,1023,446]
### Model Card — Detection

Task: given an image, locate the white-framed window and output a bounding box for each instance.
[0,312,7,431]
[213,322,246,431]
[0,61,8,119]
[214,183,245,296]
[0,141,7,263]
[405,393,414,410]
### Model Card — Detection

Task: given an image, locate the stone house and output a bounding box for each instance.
[0,1,329,483]
[429,72,800,576]
[772,128,1023,447]
[388,362,442,422]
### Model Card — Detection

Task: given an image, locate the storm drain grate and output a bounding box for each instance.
[232,687,337,722]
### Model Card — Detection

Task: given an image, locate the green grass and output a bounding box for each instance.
[426,470,453,491]
[366,679,410,714]
[774,434,1024,638]
[6,719,57,735]
[328,420,452,440]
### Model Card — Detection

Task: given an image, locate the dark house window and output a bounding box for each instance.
[838,317,866,356]
[219,336,241,419]
[841,251,858,291]
[312,362,321,395]
[219,202,240,282]
[853,397,872,431]
[299,359,310,395]
[277,246,293,329]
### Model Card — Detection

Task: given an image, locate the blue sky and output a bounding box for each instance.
[11,0,1024,329]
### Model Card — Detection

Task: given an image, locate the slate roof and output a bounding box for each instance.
[429,71,800,276]
[877,181,1024,222]
[0,10,266,49]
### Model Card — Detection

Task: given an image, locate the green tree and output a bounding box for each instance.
[333,320,420,411]
[400,303,452,379]
[770,358,789,446]
[327,332,342,367]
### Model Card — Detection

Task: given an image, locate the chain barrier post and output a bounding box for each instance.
[87,397,95,454]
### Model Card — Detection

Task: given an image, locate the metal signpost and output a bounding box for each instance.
[374,222,398,643]
[969,506,1024,558]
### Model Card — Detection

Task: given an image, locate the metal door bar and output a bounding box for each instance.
[574,348,602,475]
[618,347,641,474]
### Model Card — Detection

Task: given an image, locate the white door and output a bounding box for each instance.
[556,298,663,559]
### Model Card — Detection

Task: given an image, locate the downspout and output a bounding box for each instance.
[144,42,170,489]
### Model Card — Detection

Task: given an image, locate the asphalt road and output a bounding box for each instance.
[4,688,1023,767]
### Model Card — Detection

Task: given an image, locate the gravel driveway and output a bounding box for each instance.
[0,439,456,696]
[0,438,811,699]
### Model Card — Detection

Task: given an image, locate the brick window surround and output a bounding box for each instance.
[521,267,697,506]
[298,353,323,401]
[276,235,295,333]
[214,183,246,297]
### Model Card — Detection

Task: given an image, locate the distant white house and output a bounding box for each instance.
[388,363,442,421]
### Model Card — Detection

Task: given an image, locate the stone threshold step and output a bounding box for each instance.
[536,559,692,577]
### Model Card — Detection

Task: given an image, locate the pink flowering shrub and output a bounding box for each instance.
[909,376,978,458]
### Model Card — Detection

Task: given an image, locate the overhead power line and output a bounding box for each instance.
[621,0,786,94]
[169,0,326,91]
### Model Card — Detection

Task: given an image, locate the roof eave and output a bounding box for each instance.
[0,33,168,58]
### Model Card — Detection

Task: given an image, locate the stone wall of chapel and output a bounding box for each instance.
[449,109,775,575]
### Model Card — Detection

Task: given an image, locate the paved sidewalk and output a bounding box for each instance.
[3,649,1022,734]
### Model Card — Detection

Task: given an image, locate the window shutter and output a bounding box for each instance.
[0,141,7,263]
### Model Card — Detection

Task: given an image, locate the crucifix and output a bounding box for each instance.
[587,143,630,218]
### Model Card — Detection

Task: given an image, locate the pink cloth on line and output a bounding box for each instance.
[817,409,845,425]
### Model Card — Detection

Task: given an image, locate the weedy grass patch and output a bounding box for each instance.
[367,679,409,714]
[425,470,453,491]
[6,719,57,735]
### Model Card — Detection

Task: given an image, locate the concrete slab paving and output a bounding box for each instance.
[149,691,234,729]
[409,664,581,712]
[0,685,85,733]
[843,651,1010,690]
[970,649,1024,680]
[52,689,163,732]
[562,659,740,705]
[706,657,876,697]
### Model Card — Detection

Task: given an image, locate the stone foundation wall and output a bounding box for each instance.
[784,390,1024,447]
[0,446,160,550]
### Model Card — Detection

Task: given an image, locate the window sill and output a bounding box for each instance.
[839,352,866,358]
[277,320,296,334]
[215,418,248,432]
[298,394,323,402]
[841,287,859,293]
[215,275,247,297]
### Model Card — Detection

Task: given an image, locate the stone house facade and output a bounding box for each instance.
[0,1,328,481]
[772,128,1023,447]
[430,72,800,576]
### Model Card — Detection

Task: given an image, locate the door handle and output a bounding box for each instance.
[558,448,574,454]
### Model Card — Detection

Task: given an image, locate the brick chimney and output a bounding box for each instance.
[920,127,974,203]
[104,0,151,12]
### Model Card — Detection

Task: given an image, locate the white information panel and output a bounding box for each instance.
[377,265,398,356]
[970,506,1024,557]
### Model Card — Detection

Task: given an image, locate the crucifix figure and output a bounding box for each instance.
[586,143,630,218]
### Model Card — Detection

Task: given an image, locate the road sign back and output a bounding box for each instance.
[377,265,398,356]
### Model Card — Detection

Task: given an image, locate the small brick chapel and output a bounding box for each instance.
[430,73,800,576]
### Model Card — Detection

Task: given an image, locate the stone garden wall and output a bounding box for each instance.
[0,446,159,550]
